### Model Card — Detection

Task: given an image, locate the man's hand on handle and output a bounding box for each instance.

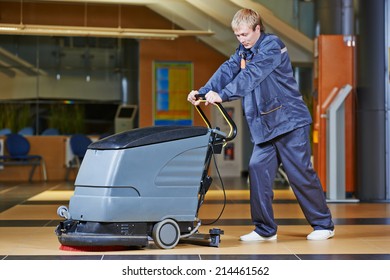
[187,90,222,106]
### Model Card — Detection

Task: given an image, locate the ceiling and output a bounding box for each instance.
[0,0,314,64]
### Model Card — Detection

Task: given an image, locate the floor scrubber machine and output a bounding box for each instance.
[55,97,237,249]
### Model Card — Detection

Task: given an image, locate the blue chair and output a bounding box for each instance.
[0,133,47,181]
[18,127,34,136]
[41,128,60,135]
[65,134,92,181]
[0,128,11,135]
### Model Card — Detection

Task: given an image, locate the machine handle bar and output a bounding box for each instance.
[194,94,237,142]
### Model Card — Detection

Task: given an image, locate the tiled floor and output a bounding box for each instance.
[0,178,390,260]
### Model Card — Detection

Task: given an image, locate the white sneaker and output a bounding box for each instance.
[307,230,335,240]
[240,231,277,241]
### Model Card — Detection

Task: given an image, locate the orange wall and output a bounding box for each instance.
[139,37,226,127]
[312,35,356,193]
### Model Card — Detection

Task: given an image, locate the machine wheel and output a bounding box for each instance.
[152,219,180,249]
[57,205,71,219]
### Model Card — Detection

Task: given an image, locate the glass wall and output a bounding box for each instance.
[0,35,138,135]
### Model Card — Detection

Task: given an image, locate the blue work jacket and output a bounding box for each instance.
[198,33,312,144]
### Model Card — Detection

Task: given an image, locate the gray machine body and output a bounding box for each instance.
[56,103,234,249]
[68,132,210,223]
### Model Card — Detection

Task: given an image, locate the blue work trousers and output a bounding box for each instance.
[248,125,334,237]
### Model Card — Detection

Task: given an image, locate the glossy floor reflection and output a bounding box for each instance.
[0,179,390,260]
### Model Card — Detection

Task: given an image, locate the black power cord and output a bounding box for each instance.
[202,143,227,225]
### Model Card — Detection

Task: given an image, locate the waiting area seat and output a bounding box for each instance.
[0,128,11,135]
[0,133,47,181]
[41,128,60,135]
[65,134,92,181]
[18,127,34,136]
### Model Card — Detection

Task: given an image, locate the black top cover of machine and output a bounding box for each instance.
[89,126,209,150]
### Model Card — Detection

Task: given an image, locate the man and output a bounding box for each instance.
[187,8,334,241]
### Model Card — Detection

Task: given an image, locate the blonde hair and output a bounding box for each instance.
[231,8,265,32]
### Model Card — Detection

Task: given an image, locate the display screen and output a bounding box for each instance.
[117,107,135,118]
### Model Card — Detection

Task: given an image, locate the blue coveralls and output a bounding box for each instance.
[198,33,334,237]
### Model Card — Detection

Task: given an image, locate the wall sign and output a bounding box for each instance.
[154,62,193,126]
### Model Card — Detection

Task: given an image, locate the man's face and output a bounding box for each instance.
[234,24,261,49]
